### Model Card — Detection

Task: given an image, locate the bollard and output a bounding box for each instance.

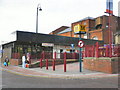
[40,58,42,68]
[46,59,48,70]
[64,52,66,72]
[53,52,56,71]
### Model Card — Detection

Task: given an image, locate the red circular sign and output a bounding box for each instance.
[78,40,84,48]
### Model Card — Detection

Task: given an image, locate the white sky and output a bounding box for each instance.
[0,0,119,44]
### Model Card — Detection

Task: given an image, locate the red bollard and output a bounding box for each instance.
[64,52,66,72]
[53,52,56,71]
[40,58,42,68]
[46,59,48,70]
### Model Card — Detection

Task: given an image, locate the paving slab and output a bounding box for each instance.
[1,62,118,79]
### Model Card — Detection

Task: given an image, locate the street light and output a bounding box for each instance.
[36,3,42,33]
[36,4,42,60]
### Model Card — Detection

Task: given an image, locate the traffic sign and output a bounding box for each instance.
[78,40,84,48]
[71,44,74,48]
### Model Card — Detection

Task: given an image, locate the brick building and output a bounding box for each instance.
[49,26,70,35]
[50,15,120,44]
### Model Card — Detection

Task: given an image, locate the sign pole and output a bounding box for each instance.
[73,24,86,72]
[79,34,82,72]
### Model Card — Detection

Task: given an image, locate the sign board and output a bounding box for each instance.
[71,44,74,48]
[74,24,86,34]
[0,50,3,53]
[78,40,84,48]
[42,43,54,47]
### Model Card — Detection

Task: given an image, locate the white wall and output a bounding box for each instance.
[53,44,79,59]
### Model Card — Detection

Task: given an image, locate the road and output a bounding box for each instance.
[1,70,118,89]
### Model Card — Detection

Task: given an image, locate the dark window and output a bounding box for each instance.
[95,24,102,29]
[60,49,63,53]
[70,49,75,53]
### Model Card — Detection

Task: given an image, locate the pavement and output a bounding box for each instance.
[1,62,118,79]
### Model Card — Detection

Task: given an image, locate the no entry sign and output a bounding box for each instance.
[78,40,84,48]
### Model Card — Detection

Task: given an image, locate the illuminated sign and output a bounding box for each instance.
[42,43,54,47]
[73,24,86,34]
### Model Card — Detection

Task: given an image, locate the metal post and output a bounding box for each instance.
[53,52,56,71]
[36,4,42,33]
[108,13,112,58]
[35,6,38,60]
[64,52,66,72]
[79,34,82,72]
[46,59,48,70]
[40,58,42,68]
[36,7,38,33]
[35,4,42,60]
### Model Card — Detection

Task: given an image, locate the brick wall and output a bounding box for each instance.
[58,31,72,37]
[83,57,119,74]
[89,29,103,40]
[49,15,119,44]
[29,59,78,68]
[10,59,22,66]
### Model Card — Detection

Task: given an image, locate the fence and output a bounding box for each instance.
[12,53,21,59]
[84,43,120,57]
[40,51,79,59]
[11,43,120,59]
[11,51,79,64]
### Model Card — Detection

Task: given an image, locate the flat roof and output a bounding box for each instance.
[2,31,104,47]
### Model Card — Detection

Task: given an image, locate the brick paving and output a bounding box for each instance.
[1,62,118,79]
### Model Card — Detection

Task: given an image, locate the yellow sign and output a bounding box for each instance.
[74,24,86,34]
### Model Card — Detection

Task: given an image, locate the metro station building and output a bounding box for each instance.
[3,15,120,65]
[2,31,103,64]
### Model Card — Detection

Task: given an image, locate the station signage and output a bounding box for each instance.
[73,24,86,34]
[42,43,54,47]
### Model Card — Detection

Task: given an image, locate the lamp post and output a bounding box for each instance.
[36,4,42,60]
[36,4,42,33]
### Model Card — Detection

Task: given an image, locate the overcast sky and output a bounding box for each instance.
[0,0,119,44]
